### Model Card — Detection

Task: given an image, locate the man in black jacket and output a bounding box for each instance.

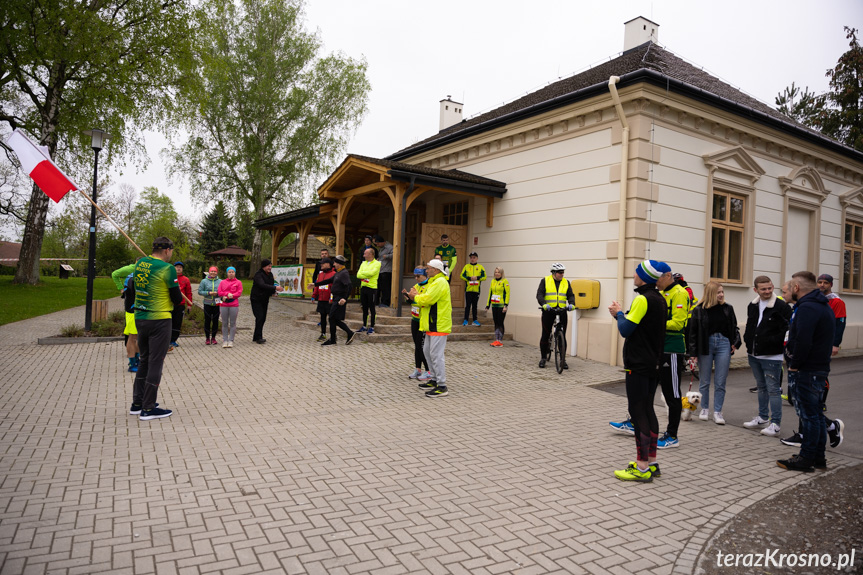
[777,271,835,472]
[250,259,284,344]
[323,255,357,346]
[742,276,792,437]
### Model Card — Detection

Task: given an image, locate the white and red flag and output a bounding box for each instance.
[5,129,78,203]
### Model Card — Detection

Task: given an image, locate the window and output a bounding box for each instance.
[442,201,468,226]
[844,220,863,293]
[710,191,745,283]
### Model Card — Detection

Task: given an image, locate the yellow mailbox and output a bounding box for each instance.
[570,279,600,309]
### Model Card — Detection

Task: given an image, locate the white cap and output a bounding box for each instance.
[427,259,446,273]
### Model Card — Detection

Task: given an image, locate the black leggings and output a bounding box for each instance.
[492,307,506,340]
[203,304,220,339]
[626,371,659,462]
[411,321,428,370]
[659,353,684,437]
[171,304,184,342]
[360,286,376,327]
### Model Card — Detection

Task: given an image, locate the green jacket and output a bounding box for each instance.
[460,263,487,293]
[662,283,690,354]
[414,274,452,334]
[111,263,137,291]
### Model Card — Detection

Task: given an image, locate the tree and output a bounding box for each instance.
[0,0,192,284]
[168,0,370,269]
[199,200,237,255]
[235,201,255,253]
[776,27,863,152]
[96,231,134,275]
[820,27,863,151]
[775,82,824,126]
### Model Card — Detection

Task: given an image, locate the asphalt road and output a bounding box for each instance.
[593,355,863,460]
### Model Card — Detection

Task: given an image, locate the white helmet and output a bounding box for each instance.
[550,262,566,272]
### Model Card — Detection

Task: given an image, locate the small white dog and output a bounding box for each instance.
[680,391,702,421]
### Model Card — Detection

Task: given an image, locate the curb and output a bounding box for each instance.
[37,333,204,346]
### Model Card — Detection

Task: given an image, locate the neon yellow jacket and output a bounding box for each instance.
[414,274,452,334]
[662,283,690,354]
[460,263,487,293]
[356,259,381,289]
[487,278,510,308]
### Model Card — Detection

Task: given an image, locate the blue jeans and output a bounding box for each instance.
[790,370,828,461]
[698,333,731,412]
[748,356,784,425]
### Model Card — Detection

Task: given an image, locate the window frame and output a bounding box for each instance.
[442,200,469,226]
[842,218,863,294]
[709,189,747,284]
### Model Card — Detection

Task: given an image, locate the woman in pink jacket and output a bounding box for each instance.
[217,267,243,348]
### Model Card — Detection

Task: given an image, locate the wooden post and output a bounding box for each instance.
[270,225,282,264]
[334,196,355,257]
[391,183,406,307]
[297,220,312,268]
[486,197,494,228]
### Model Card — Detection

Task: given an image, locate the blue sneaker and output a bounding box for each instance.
[358,326,367,333]
[472,320,481,327]
[171,341,179,347]
[657,432,679,449]
[609,418,635,435]
[462,320,468,326]
[367,327,374,334]
[128,365,138,373]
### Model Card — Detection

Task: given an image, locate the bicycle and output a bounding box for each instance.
[540,307,569,374]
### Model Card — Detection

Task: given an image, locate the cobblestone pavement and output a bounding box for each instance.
[0,297,859,575]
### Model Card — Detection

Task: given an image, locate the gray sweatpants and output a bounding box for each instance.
[423,334,448,386]
[220,306,238,342]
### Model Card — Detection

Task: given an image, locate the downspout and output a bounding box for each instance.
[608,76,629,367]
[396,176,416,318]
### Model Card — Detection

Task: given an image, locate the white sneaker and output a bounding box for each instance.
[743,416,769,428]
[222,341,229,348]
[714,412,726,425]
[761,423,781,436]
[699,409,709,421]
[227,341,233,348]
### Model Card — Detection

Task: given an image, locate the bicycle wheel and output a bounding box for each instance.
[554,329,565,374]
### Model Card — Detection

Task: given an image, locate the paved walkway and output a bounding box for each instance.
[0,297,859,575]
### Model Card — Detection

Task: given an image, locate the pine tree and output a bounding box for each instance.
[820,27,863,151]
[199,201,237,255]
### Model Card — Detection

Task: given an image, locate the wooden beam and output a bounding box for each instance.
[486,197,494,228]
[405,185,432,210]
[321,179,393,200]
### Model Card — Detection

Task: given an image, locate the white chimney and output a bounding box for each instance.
[439,95,463,131]
[623,16,659,52]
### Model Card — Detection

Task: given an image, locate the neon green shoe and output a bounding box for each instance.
[614,465,653,482]
[627,461,661,477]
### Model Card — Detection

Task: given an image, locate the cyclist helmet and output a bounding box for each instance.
[550,262,566,273]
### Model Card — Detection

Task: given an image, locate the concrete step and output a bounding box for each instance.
[294,318,499,336]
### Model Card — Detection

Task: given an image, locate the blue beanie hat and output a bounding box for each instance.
[636,260,671,284]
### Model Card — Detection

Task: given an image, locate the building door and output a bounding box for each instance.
[421,223,468,310]
[785,207,812,277]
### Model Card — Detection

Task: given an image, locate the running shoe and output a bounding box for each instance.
[749,387,757,393]
[761,423,781,437]
[828,419,844,449]
[627,461,661,477]
[358,326,367,333]
[417,371,432,381]
[462,320,469,326]
[609,419,635,436]
[409,369,422,379]
[424,386,449,398]
[140,407,173,421]
[472,320,481,327]
[367,327,374,335]
[614,465,653,482]
[776,454,814,472]
[316,334,327,342]
[346,332,357,345]
[657,433,679,449]
[418,380,437,389]
[780,431,803,447]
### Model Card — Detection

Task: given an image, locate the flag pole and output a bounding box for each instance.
[76,189,193,306]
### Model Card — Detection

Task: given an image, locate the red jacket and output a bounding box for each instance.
[313,269,335,302]
[177,275,193,308]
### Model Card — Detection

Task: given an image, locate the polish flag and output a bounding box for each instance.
[5,129,78,203]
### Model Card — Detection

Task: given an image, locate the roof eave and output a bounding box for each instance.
[386,169,507,198]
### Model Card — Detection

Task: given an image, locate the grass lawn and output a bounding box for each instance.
[0,275,120,326]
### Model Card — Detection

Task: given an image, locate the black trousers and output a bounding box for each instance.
[659,353,685,437]
[133,318,172,410]
[492,307,507,339]
[316,301,330,334]
[360,287,376,327]
[411,320,428,370]
[378,272,392,306]
[464,292,480,321]
[170,304,184,342]
[539,309,567,358]
[328,302,352,341]
[626,371,659,462]
[251,298,269,341]
[203,304,220,339]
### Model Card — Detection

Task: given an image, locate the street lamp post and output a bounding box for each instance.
[83,129,110,332]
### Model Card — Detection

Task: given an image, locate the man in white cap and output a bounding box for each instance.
[408,258,452,397]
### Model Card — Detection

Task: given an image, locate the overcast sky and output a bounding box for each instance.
[110,0,863,219]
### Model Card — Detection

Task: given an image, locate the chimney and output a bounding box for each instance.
[439,95,463,131]
[623,16,659,52]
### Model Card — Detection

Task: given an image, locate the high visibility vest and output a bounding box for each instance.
[544,275,569,308]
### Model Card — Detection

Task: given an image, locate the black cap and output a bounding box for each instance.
[334,255,347,265]
[469,251,477,257]
[374,235,385,243]
[261,258,271,268]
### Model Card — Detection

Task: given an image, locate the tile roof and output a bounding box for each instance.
[387,43,857,162]
[345,154,506,188]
